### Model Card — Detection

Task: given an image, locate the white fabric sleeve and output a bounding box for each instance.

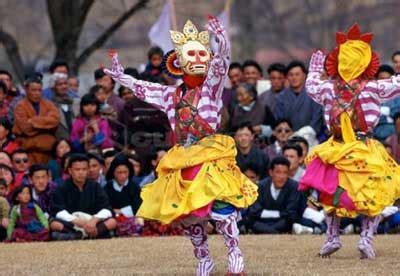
[381,206,399,218]
[56,210,75,222]
[94,209,112,220]
[261,209,280,219]
[120,206,134,217]
[303,207,325,224]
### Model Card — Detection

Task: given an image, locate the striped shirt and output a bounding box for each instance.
[306,71,400,131]
[112,32,230,134]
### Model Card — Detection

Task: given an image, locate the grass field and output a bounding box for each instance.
[0,235,399,275]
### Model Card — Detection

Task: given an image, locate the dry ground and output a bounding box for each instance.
[0,235,399,275]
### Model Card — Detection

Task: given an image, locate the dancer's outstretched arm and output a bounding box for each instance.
[305,50,333,106]
[203,16,231,101]
[371,74,400,103]
[104,52,176,113]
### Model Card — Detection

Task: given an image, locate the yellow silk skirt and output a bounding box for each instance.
[305,113,400,217]
[137,134,258,224]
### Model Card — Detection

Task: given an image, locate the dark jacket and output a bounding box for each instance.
[247,177,300,233]
[51,178,111,217]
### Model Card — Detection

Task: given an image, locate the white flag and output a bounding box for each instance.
[148,1,174,53]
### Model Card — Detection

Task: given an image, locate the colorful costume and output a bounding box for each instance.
[104,16,257,275]
[299,24,400,259]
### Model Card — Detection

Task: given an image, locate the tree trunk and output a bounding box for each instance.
[0,28,25,83]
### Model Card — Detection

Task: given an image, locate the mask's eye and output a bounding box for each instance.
[199,50,207,57]
[187,50,195,56]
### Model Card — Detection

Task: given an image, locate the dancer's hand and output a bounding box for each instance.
[104,49,125,79]
[309,50,326,73]
[206,15,224,35]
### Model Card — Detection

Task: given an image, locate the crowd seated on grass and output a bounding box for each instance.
[1,47,400,242]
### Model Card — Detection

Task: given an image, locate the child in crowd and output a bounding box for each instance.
[70,94,113,153]
[47,139,72,181]
[0,117,19,154]
[0,179,9,240]
[7,185,49,242]
[89,85,117,121]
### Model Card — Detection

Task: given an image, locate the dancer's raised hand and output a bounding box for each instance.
[103,49,125,79]
[309,50,326,73]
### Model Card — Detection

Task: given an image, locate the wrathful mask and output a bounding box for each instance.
[170,20,211,76]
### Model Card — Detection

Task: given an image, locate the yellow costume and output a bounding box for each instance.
[137,134,258,224]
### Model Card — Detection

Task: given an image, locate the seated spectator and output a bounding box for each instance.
[7,185,49,242]
[42,60,78,100]
[288,136,310,167]
[104,154,143,237]
[264,119,294,159]
[49,73,76,140]
[13,73,60,164]
[94,68,124,115]
[246,157,300,234]
[241,162,261,185]
[89,84,117,121]
[0,81,10,118]
[9,149,30,194]
[234,122,269,179]
[127,153,154,187]
[103,149,117,176]
[0,179,9,241]
[50,154,116,240]
[29,164,57,218]
[282,144,305,182]
[67,76,79,97]
[224,62,243,111]
[242,60,263,85]
[87,153,107,188]
[274,61,324,134]
[385,112,400,164]
[0,151,11,166]
[47,139,71,181]
[143,46,164,78]
[0,117,20,154]
[0,164,14,200]
[229,84,275,138]
[118,86,134,102]
[0,69,21,103]
[259,63,286,111]
[70,94,113,153]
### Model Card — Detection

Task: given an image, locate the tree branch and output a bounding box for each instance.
[0,28,25,83]
[79,0,96,27]
[76,0,149,68]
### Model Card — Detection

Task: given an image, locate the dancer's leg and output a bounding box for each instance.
[215,214,244,275]
[358,215,382,259]
[319,213,342,257]
[184,221,215,276]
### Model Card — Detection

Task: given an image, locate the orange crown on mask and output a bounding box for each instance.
[325,23,380,82]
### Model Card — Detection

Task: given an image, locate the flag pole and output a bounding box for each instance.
[168,0,177,30]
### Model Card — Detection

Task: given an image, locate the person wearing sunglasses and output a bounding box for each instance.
[11,149,30,192]
[264,119,294,160]
[12,73,60,164]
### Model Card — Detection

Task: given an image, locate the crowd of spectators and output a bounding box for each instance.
[1,47,400,242]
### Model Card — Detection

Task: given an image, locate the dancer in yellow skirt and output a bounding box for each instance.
[105,16,257,275]
[299,24,400,259]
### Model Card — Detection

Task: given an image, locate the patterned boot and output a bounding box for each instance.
[319,214,342,257]
[185,222,215,276]
[358,216,382,259]
[215,215,244,275]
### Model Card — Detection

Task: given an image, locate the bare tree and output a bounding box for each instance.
[0,0,149,82]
